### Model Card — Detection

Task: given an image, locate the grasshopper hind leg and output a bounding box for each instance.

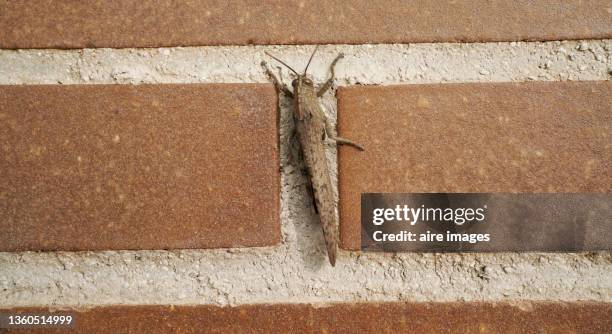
[288,130,319,214]
[323,117,364,151]
[305,179,319,214]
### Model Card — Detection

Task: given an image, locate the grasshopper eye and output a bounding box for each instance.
[291,79,298,87]
[303,78,313,85]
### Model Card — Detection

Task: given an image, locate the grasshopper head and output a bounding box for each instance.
[292,75,314,89]
[266,46,319,90]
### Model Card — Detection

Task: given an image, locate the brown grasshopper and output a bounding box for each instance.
[261,47,363,266]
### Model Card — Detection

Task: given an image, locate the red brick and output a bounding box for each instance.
[337,81,612,250]
[1,1,610,48]
[2,302,610,333]
[0,84,279,251]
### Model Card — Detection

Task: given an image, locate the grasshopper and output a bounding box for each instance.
[261,47,364,266]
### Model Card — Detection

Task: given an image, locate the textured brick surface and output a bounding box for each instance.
[338,81,612,250]
[1,1,610,48]
[0,84,279,251]
[2,302,610,333]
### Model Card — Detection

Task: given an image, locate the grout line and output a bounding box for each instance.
[0,40,609,85]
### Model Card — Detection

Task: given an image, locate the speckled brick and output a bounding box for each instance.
[0,84,279,251]
[1,302,610,333]
[337,81,612,250]
[0,1,610,48]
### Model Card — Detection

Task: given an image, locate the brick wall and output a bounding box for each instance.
[0,1,610,332]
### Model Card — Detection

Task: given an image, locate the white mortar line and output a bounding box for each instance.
[0,41,610,85]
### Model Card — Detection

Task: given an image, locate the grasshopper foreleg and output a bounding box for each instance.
[317,53,344,97]
[261,61,294,98]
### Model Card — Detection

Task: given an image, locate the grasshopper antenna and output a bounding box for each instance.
[303,45,319,75]
[264,51,299,76]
